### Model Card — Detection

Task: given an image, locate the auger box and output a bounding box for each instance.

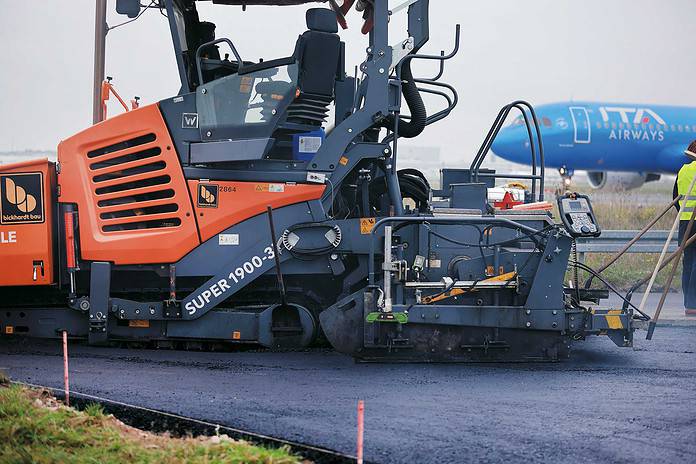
[0,159,56,286]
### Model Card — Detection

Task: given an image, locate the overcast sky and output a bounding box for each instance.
[1,0,694,163]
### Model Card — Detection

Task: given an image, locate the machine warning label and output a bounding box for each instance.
[299,136,322,153]
[218,234,239,246]
[360,218,376,235]
[182,112,199,129]
[255,183,285,193]
[0,172,44,225]
[197,183,219,208]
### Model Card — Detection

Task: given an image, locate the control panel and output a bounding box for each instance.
[557,193,601,238]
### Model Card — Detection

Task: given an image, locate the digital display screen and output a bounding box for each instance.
[569,201,584,211]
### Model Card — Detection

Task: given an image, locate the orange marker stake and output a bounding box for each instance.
[62,331,69,406]
[357,400,364,464]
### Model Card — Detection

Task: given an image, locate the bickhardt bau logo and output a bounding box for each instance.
[197,183,218,208]
[0,173,45,224]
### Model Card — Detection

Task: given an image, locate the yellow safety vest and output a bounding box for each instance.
[678,161,696,220]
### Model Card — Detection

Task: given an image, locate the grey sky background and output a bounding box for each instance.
[1,0,695,164]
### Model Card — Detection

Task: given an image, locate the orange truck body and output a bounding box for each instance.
[0,159,56,286]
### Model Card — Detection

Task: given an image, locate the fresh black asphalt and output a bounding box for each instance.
[1,327,695,463]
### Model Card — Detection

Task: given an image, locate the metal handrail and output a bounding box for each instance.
[470,101,545,202]
[384,24,461,215]
[195,38,243,87]
[389,24,462,142]
[425,51,446,82]
[414,79,458,126]
[399,24,461,65]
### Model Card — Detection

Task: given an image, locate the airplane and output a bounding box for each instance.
[491,102,696,190]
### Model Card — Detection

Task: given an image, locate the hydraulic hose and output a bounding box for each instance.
[364,169,431,213]
[381,60,427,138]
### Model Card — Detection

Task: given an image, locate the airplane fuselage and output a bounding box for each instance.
[492,102,696,174]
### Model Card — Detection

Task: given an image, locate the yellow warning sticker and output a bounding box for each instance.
[339,156,349,166]
[360,218,376,234]
[605,315,623,329]
[232,331,241,340]
[605,309,623,329]
[5,326,14,334]
[128,320,150,328]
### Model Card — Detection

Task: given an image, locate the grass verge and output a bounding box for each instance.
[581,252,682,292]
[0,382,303,464]
[561,186,683,292]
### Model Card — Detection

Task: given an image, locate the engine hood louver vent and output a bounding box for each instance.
[57,103,199,265]
[88,133,182,233]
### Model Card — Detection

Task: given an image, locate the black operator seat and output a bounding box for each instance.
[295,8,342,97]
[274,7,343,128]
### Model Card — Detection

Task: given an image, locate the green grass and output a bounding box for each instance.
[0,384,303,464]
[589,193,678,230]
[578,252,682,292]
[562,187,683,292]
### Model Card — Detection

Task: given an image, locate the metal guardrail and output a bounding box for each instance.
[576,230,678,258]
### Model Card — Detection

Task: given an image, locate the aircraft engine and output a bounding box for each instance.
[586,171,660,190]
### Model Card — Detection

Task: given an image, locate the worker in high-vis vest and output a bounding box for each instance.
[674,141,696,315]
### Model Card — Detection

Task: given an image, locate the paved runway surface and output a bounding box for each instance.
[2,328,695,463]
